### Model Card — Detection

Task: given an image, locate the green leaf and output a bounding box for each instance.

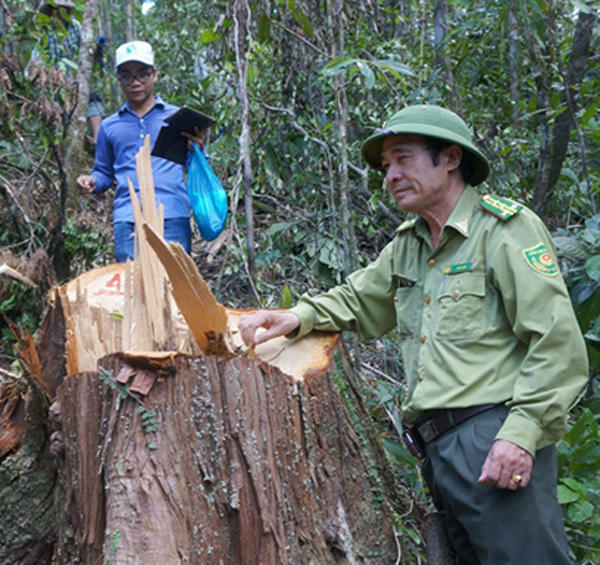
[266,222,294,236]
[585,255,600,281]
[559,167,579,185]
[257,14,271,43]
[280,284,293,309]
[322,57,359,77]
[106,312,124,320]
[373,59,414,78]
[356,61,375,89]
[60,58,78,71]
[560,477,587,495]
[199,30,222,44]
[382,437,415,466]
[581,105,597,126]
[294,10,313,39]
[568,500,594,523]
[36,14,52,25]
[554,235,587,260]
[557,484,580,504]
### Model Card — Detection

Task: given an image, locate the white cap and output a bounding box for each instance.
[115,41,155,68]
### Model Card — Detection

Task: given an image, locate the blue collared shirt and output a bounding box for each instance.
[92,96,191,223]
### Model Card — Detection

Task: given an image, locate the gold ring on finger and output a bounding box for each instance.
[510,474,523,485]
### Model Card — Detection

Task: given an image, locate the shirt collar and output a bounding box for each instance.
[444,185,479,238]
[118,95,165,115]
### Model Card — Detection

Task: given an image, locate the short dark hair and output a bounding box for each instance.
[424,138,472,184]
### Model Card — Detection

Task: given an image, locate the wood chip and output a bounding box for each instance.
[115,365,136,384]
[129,369,158,396]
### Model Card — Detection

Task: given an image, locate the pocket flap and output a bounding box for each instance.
[439,272,485,300]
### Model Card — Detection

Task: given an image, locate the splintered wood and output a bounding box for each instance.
[61,137,194,374]
[59,135,338,381]
[143,224,228,355]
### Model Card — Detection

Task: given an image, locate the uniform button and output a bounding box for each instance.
[393,296,398,302]
[427,259,436,267]
[418,374,424,382]
[453,289,460,298]
[424,296,431,304]
[419,336,425,344]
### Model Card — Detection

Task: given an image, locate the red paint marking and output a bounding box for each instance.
[106,273,122,293]
[93,273,124,296]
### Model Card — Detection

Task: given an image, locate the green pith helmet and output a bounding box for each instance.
[361,104,490,186]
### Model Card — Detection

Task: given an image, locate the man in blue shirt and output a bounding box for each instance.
[76,40,204,262]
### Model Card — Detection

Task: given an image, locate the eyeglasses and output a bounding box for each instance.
[117,68,154,86]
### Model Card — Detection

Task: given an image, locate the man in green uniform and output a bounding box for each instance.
[238,105,588,564]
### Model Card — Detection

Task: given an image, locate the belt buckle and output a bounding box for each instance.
[418,419,439,443]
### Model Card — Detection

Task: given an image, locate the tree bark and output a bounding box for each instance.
[52,342,409,564]
[233,0,256,276]
[530,5,596,218]
[433,0,456,107]
[65,0,99,205]
[100,0,120,103]
[507,0,520,122]
[124,0,134,42]
[0,384,56,565]
[327,0,359,277]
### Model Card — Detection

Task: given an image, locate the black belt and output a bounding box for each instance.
[416,404,496,444]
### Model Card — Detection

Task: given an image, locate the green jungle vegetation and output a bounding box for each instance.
[1,1,599,562]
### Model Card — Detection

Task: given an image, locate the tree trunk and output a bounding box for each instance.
[530,5,596,218]
[507,0,520,122]
[233,0,255,276]
[124,0,134,42]
[433,0,456,108]
[65,0,99,204]
[327,0,358,277]
[0,384,56,565]
[52,342,409,563]
[100,0,120,103]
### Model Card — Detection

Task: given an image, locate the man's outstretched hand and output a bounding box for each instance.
[76,174,96,195]
[237,310,301,348]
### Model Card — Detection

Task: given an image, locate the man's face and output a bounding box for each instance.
[117,62,157,105]
[380,134,458,216]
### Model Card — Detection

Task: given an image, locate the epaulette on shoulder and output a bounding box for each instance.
[395,217,418,234]
[479,194,523,221]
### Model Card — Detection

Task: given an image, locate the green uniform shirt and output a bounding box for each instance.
[291,186,588,455]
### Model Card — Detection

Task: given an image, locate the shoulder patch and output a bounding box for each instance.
[479,194,523,221]
[522,242,558,277]
[396,217,418,234]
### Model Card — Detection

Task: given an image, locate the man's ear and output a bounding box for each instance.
[444,144,463,173]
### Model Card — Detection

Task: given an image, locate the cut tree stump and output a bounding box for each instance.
[48,249,415,563]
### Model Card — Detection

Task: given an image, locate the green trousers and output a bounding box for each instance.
[422,405,571,565]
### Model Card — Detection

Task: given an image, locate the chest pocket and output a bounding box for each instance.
[392,274,421,337]
[437,272,486,340]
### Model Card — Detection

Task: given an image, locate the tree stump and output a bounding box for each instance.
[47,251,415,564]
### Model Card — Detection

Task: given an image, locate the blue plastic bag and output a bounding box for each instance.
[187,143,228,241]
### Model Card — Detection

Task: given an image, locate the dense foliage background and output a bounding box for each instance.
[1,0,599,561]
